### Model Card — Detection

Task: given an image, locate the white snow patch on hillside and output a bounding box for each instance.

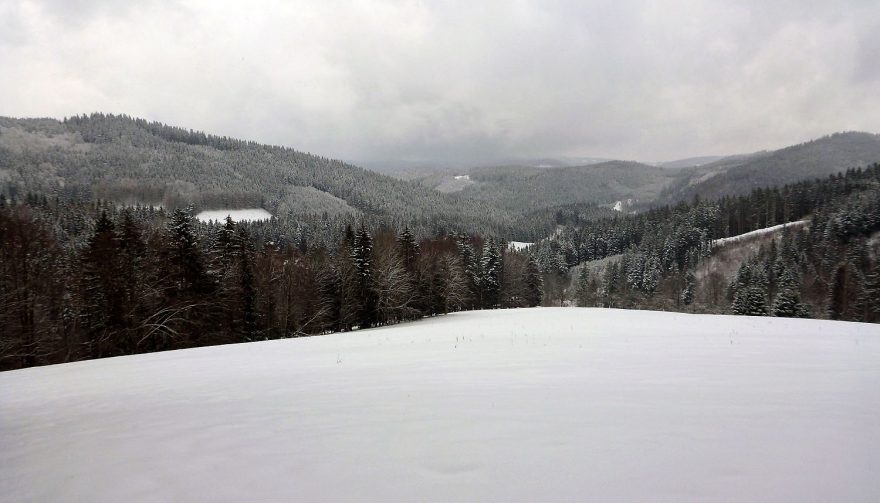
[453,174,470,181]
[713,220,808,247]
[195,208,272,223]
[508,241,533,251]
[612,199,634,212]
[2,308,879,502]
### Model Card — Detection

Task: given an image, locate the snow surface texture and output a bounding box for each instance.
[2,308,879,503]
[195,208,272,223]
[712,220,809,247]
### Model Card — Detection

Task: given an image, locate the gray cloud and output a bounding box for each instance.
[1,0,879,164]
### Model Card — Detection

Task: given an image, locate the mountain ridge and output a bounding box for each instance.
[3,113,878,239]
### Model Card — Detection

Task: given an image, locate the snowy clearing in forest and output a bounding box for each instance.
[712,220,808,247]
[508,240,534,251]
[2,308,879,502]
[195,208,272,223]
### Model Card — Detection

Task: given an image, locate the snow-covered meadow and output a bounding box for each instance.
[2,308,878,502]
[195,208,272,223]
[507,240,534,251]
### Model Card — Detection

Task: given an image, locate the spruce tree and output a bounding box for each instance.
[732,262,769,316]
[397,226,419,272]
[771,269,809,318]
[680,270,695,306]
[480,239,502,308]
[457,236,480,308]
[523,256,543,307]
[116,209,147,353]
[352,226,377,328]
[80,211,122,357]
[167,208,208,295]
[236,227,258,341]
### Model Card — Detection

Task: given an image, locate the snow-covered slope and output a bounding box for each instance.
[508,240,534,251]
[712,220,809,247]
[2,308,879,502]
[195,208,272,223]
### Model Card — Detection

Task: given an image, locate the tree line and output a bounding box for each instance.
[0,199,542,371]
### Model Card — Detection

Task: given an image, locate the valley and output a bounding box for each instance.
[3,2,879,501]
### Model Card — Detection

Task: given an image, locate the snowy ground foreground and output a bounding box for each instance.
[712,220,809,247]
[195,208,272,223]
[2,308,879,503]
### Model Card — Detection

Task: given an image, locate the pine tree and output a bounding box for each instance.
[80,211,122,358]
[457,236,480,308]
[479,239,502,308]
[167,208,208,295]
[397,226,419,272]
[771,269,809,318]
[732,286,768,316]
[642,255,661,294]
[236,227,258,340]
[680,270,695,306]
[212,216,239,277]
[352,226,377,328]
[116,209,148,354]
[164,207,211,347]
[731,262,769,316]
[524,256,543,307]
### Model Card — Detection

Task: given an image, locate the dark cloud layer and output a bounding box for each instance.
[1,0,878,164]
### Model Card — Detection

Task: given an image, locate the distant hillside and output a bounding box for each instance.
[661,132,880,202]
[422,161,680,214]
[3,115,877,240]
[0,114,512,236]
[656,155,726,168]
[363,156,612,180]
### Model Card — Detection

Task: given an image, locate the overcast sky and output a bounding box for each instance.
[1,0,879,164]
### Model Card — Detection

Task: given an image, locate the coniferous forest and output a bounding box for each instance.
[2,163,878,370]
[536,164,880,319]
[0,197,542,370]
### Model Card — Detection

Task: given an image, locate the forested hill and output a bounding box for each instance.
[3,114,878,242]
[0,114,512,237]
[660,132,880,203]
[436,161,678,214]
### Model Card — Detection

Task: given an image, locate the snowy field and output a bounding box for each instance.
[195,208,272,223]
[2,308,879,502]
[508,240,534,251]
[713,220,809,247]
